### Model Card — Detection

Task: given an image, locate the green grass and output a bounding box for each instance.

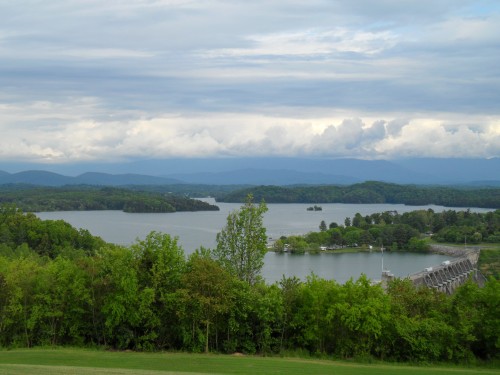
[0,348,498,375]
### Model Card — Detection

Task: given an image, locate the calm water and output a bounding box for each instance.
[38,200,492,283]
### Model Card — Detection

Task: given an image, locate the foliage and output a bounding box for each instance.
[276,209,499,254]
[218,181,500,208]
[478,249,500,279]
[0,203,499,363]
[0,186,219,213]
[0,205,105,258]
[178,251,235,353]
[213,195,268,285]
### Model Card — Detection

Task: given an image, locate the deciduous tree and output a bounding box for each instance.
[213,195,268,285]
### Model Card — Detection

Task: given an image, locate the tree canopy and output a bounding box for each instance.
[0,186,219,213]
[218,181,500,208]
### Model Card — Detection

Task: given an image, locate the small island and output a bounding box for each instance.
[306,205,322,211]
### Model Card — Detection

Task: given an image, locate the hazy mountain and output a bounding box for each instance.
[168,168,361,185]
[393,158,500,184]
[73,172,180,186]
[0,157,498,186]
[0,171,182,186]
[162,159,439,185]
[1,170,73,186]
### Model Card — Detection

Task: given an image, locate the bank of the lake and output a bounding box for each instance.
[37,201,493,283]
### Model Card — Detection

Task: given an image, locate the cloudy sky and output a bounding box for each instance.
[1,0,499,164]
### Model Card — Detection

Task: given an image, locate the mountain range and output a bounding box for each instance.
[0,171,181,187]
[0,158,498,186]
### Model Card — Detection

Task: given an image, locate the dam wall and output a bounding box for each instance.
[382,246,485,294]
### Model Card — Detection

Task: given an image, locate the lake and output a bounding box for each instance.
[38,200,492,283]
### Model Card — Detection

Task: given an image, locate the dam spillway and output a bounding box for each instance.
[382,247,486,295]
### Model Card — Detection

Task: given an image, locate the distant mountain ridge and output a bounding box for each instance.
[0,157,498,186]
[0,170,182,186]
[167,168,361,185]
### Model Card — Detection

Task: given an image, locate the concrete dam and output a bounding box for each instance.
[382,246,486,294]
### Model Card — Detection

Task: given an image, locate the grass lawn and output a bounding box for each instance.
[0,348,499,375]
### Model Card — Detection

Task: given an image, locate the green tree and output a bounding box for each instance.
[33,256,90,346]
[213,195,268,285]
[178,252,234,353]
[1,256,42,347]
[319,220,327,232]
[286,236,308,254]
[294,275,340,354]
[328,275,390,357]
[344,217,351,227]
[98,245,152,349]
[278,276,302,352]
[130,231,186,350]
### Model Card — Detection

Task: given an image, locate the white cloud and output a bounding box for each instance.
[0,1,499,163]
[203,28,398,58]
[1,98,498,161]
[375,119,500,158]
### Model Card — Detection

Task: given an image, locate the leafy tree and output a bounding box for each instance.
[343,227,363,247]
[329,228,344,247]
[294,275,340,354]
[352,213,367,228]
[385,279,454,361]
[327,275,390,357]
[278,276,302,352]
[178,252,234,353]
[286,236,308,253]
[130,231,186,350]
[319,220,327,232]
[344,217,351,227]
[213,195,268,285]
[98,245,153,349]
[407,237,429,252]
[272,238,286,253]
[1,256,43,347]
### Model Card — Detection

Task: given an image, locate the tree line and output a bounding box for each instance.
[0,202,498,363]
[0,185,219,213]
[274,209,500,257]
[218,181,500,208]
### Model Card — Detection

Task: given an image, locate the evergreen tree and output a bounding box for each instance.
[319,220,327,232]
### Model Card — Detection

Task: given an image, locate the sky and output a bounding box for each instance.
[0,0,499,165]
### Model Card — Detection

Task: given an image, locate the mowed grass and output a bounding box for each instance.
[0,348,499,375]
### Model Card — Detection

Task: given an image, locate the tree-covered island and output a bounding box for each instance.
[0,185,219,213]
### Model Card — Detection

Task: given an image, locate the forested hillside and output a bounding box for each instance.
[219,181,500,208]
[0,204,498,362]
[0,185,219,213]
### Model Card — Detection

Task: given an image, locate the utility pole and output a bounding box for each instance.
[381,245,385,273]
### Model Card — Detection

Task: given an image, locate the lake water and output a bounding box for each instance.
[38,200,492,283]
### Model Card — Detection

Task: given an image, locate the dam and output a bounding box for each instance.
[382,246,486,294]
